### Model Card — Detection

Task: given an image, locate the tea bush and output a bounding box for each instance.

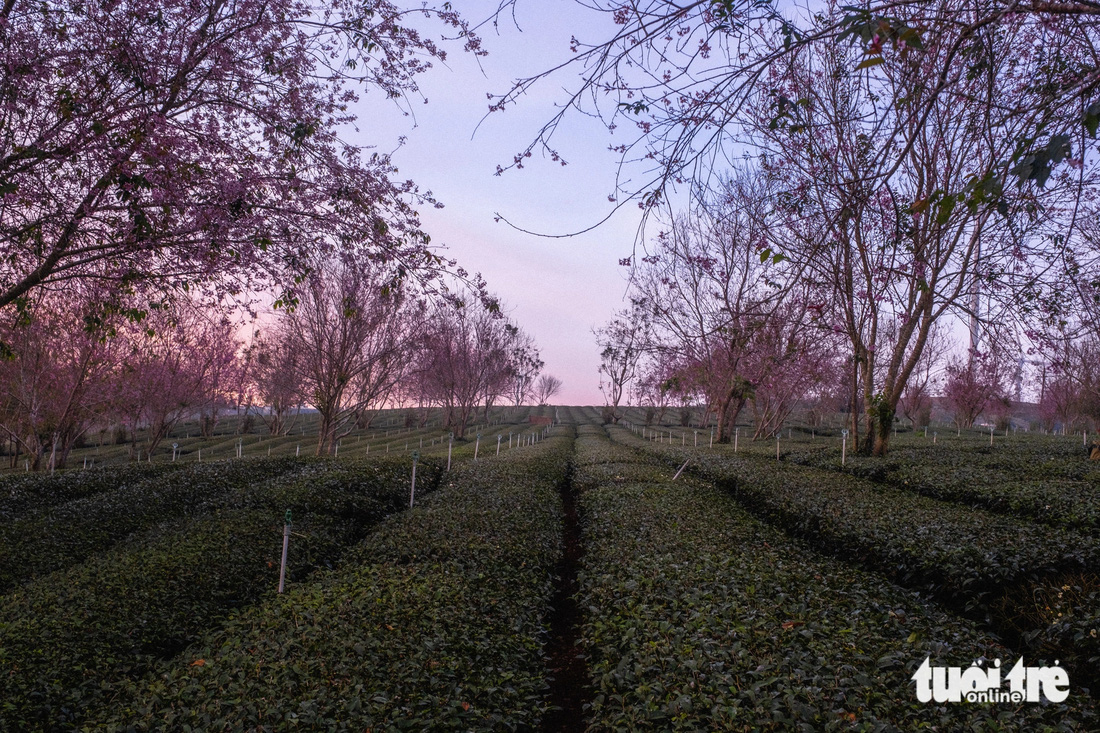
[0,456,306,591]
[781,446,1100,531]
[0,456,440,730]
[0,462,184,523]
[576,429,1097,730]
[609,427,1100,692]
[84,431,575,731]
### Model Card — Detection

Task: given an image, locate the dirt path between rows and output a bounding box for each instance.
[540,461,590,732]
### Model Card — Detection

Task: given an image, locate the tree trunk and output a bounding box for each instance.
[865,392,897,457]
[316,409,335,455]
[714,391,747,443]
[871,419,891,457]
[699,404,712,429]
[715,399,731,443]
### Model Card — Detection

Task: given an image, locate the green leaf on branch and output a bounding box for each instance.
[855,56,884,70]
[618,101,649,115]
[1084,101,1100,138]
[934,194,956,225]
[1010,134,1072,188]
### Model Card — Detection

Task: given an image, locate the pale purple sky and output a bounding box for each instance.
[360,1,644,405]
[353,2,1048,407]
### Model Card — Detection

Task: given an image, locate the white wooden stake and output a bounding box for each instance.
[409,452,419,507]
[734,428,738,453]
[474,433,481,461]
[296,444,299,456]
[672,458,690,481]
[497,435,502,455]
[447,433,453,471]
[277,510,292,594]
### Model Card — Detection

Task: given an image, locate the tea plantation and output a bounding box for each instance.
[1,412,1097,730]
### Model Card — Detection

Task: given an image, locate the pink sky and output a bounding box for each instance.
[359,1,647,405]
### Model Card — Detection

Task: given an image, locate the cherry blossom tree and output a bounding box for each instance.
[192,315,247,438]
[747,13,1086,455]
[0,287,118,469]
[624,170,822,442]
[111,298,241,458]
[248,328,306,437]
[1034,335,1100,432]
[595,297,649,424]
[507,331,543,409]
[631,359,675,427]
[0,0,481,314]
[533,374,563,405]
[1070,338,1100,431]
[942,347,1012,430]
[414,287,534,438]
[280,258,420,455]
[748,311,838,439]
[1037,368,1078,432]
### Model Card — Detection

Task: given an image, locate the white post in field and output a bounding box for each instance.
[277,510,292,594]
